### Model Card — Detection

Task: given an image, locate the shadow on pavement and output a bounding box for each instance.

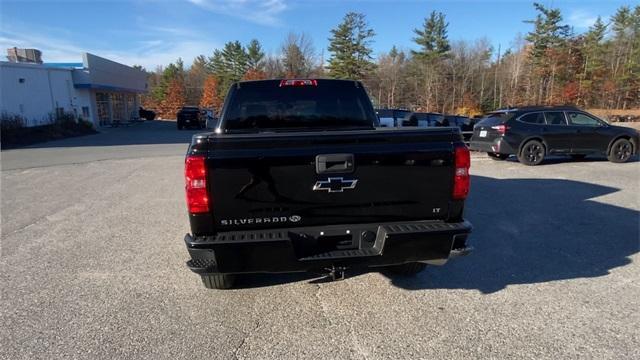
[387,175,639,293]
[21,120,203,149]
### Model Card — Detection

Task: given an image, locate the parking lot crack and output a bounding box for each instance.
[232,320,261,360]
[314,283,335,326]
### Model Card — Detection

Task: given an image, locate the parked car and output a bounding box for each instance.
[183,79,473,289]
[138,107,156,121]
[402,112,445,127]
[445,115,475,142]
[375,108,411,127]
[469,106,639,165]
[177,106,205,130]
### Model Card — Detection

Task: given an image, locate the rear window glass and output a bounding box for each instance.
[223,80,376,132]
[477,112,514,126]
[519,112,545,124]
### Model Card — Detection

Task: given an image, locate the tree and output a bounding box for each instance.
[412,11,450,60]
[186,55,209,105]
[525,3,571,104]
[199,75,222,110]
[246,39,265,71]
[152,60,184,103]
[242,68,267,80]
[161,78,186,118]
[281,32,316,77]
[411,11,451,111]
[208,41,250,101]
[327,12,376,80]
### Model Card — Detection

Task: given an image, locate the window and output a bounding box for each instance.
[566,112,601,126]
[18,78,25,84]
[82,106,90,119]
[519,112,545,124]
[544,112,566,125]
[224,80,376,132]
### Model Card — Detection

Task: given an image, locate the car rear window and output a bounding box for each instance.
[476,112,514,126]
[222,80,377,132]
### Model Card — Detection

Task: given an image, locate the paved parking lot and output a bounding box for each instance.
[1,121,639,359]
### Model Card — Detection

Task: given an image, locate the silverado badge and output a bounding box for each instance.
[313,177,358,193]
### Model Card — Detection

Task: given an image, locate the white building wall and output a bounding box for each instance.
[1,53,147,128]
[0,62,93,127]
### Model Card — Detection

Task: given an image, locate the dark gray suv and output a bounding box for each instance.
[469,106,639,165]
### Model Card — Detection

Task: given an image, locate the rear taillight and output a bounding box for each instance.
[491,124,509,135]
[453,146,471,200]
[185,156,209,213]
[279,79,318,87]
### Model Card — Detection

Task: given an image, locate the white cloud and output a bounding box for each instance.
[0,22,219,69]
[185,0,287,26]
[568,9,599,30]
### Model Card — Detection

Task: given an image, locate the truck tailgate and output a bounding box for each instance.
[201,128,460,231]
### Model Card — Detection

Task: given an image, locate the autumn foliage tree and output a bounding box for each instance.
[161,78,186,119]
[242,69,267,81]
[199,75,222,110]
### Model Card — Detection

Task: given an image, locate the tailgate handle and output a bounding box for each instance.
[316,154,354,174]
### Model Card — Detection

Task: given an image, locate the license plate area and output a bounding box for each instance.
[479,130,487,137]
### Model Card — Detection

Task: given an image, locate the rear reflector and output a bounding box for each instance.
[491,124,509,135]
[279,79,318,87]
[453,146,471,200]
[185,156,210,213]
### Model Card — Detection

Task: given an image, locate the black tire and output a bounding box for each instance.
[388,262,427,276]
[518,140,545,166]
[177,121,184,130]
[570,154,587,161]
[201,274,235,289]
[608,138,633,163]
[487,152,509,160]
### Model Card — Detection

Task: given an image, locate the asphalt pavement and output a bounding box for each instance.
[1,121,639,359]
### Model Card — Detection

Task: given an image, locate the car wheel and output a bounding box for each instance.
[608,138,633,163]
[387,262,427,276]
[177,121,183,130]
[487,152,509,160]
[201,274,235,289]
[518,140,545,166]
[570,154,587,161]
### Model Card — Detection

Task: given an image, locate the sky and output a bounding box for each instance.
[0,0,632,69]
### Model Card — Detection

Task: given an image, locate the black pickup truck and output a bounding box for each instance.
[183,79,473,289]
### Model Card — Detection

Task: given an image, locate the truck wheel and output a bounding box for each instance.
[518,140,545,166]
[487,152,509,160]
[608,138,633,163]
[177,121,184,130]
[201,274,235,289]
[388,262,427,276]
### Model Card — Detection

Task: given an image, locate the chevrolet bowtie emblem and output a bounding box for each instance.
[313,177,358,193]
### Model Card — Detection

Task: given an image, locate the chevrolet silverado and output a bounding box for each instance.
[183,79,473,289]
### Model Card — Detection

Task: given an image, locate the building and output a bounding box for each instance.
[0,51,147,127]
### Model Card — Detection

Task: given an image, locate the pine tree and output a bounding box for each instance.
[208,41,250,101]
[412,11,450,60]
[525,3,570,64]
[152,61,183,103]
[199,75,222,110]
[246,39,265,71]
[327,12,376,80]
